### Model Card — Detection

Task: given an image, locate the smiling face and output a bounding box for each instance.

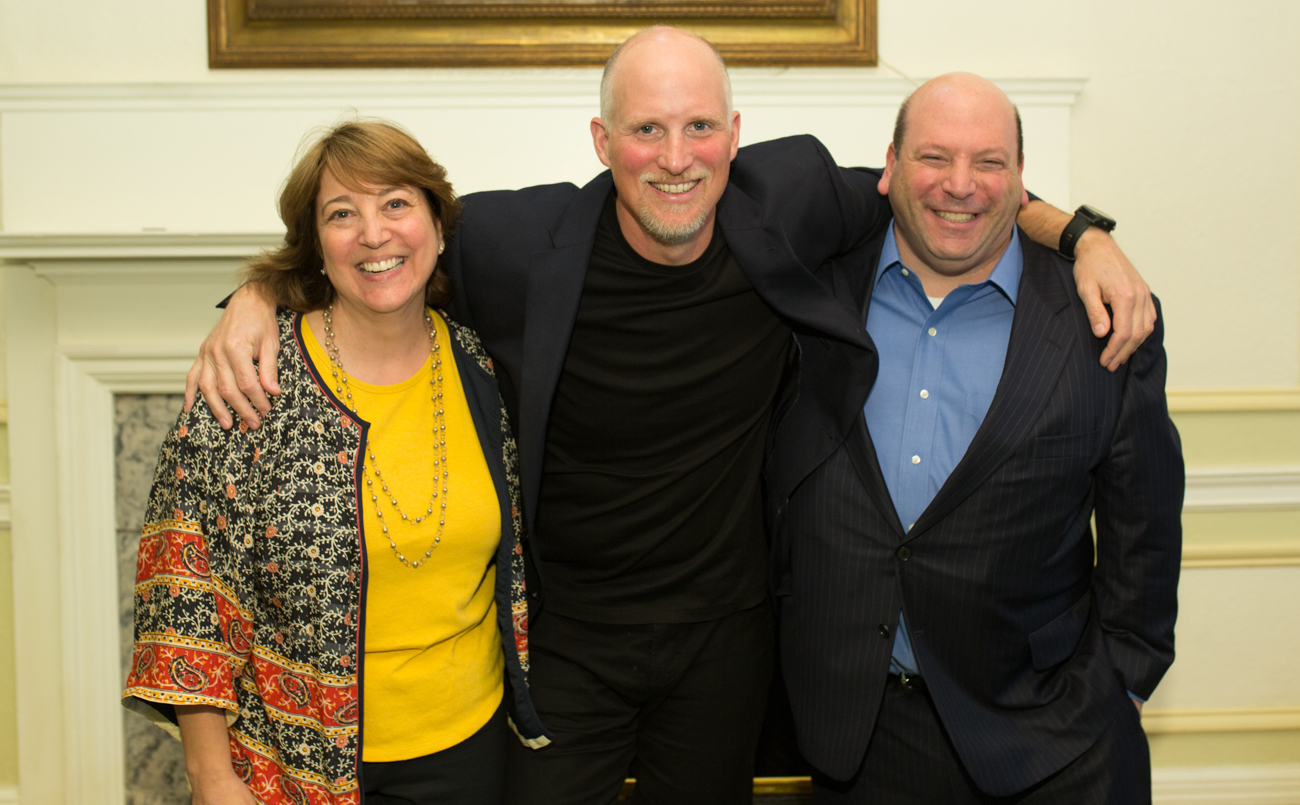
[878,73,1029,291]
[316,168,443,323]
[591,28,740,265]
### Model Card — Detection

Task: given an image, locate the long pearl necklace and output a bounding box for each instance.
[322,304,448,569]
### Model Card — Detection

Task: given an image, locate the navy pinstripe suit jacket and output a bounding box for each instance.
[770,230,1184,796]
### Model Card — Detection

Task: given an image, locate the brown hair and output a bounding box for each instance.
[240,119,461,311]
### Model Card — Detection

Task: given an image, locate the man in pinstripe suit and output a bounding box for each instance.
[771,73,1184,803]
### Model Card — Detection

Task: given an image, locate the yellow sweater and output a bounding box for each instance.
[304,311,503,762]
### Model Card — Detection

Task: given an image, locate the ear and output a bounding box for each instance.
[878,143,897,196]
[728,110,741,161]
[1017,156,1029,206]
[591,117,613,169]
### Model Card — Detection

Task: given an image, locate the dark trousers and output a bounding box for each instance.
[504,600,775,805]
[362,699,508,805]
[814,675,1151,805]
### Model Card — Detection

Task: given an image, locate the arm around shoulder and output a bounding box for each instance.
[1017,202,1156,370]
[186,282,282,429]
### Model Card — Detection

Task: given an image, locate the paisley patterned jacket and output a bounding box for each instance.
[123,310,549,805]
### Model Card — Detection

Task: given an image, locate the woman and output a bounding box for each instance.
[123,120,547,805]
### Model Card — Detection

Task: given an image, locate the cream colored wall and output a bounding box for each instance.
[0,0,1297,798]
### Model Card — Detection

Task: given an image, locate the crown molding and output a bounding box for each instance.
[0,76,1086,112]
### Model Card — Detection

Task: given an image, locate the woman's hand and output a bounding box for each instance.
[176,705,256,804]
[185,282,282,430]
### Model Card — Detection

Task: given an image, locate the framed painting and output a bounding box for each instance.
[207,0,876,67]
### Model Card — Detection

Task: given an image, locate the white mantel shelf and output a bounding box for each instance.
[0,77,1088,111]
[0,232,281,261]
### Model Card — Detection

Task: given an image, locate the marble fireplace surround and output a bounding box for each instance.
[0,75,1084,805]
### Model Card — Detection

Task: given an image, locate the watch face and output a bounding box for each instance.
[1079,205,1116,229]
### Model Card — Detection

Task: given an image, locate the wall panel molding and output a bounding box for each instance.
[1168,388,1300,412]
[1143,707,1300,735]
[1183,467,1300,513]
[1182,542,1300,568]
[1152,763,1300,805]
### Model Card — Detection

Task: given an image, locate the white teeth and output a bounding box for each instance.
[360,257,402,274]
[936,211,975,223]
[650,181,698,194]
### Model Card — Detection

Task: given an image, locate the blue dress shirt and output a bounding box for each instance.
[863,222,1022,675]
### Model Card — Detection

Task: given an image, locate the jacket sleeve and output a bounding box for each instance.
[1091,300,1184,699]
[122,401,259,733]
[730,136,892,271]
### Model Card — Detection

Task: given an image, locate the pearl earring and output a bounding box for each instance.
[438,244,445,254]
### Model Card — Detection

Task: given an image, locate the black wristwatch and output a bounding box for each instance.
[1058,205,1117,260]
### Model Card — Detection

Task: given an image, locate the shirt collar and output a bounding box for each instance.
[877,219,1023,305]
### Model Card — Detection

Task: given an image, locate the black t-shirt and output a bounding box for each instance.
[533,193,793,623]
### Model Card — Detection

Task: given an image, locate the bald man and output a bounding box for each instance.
[189,31,1158,805]
[772,73,1182,804]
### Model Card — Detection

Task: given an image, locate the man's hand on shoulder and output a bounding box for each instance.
[1073,228,1156,372]
[184,282,281,430]
[1016,199,1156,372]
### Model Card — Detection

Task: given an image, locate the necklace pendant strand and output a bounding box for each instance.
[323,304,448,569]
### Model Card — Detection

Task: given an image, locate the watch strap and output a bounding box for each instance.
[1058,210,1095,260]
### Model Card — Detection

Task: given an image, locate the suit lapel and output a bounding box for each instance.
[907,235,1077,540]
[844,416,908,538]
[517,172,611,523]
[840,238,906,538]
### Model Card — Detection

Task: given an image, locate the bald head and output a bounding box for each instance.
[894,73,1022,164]
[599,26,732,125]
[877,70,1028,291]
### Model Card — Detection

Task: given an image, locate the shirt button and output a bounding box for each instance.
[928,327,938,337]
[919,390,929,399]
[911,455,921,465]
[901,268,910,277]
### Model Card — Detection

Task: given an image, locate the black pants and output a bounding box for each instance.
[814,676,1151,804]
[362,699,508,805]
[504,601,774,805]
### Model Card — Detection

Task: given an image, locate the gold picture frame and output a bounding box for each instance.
[208,0,876,68]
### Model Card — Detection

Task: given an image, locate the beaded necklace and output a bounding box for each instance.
[322,304,448,569]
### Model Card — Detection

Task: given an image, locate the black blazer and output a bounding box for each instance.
[442,135,889,584]
[773,231,1184,796]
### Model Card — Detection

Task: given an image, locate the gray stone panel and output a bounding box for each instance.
[116,394,190,805]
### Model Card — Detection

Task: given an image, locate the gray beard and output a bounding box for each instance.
[635,201,712,247]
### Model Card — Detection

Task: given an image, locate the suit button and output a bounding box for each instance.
[879,624,890,638]
[896,546,911,561]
